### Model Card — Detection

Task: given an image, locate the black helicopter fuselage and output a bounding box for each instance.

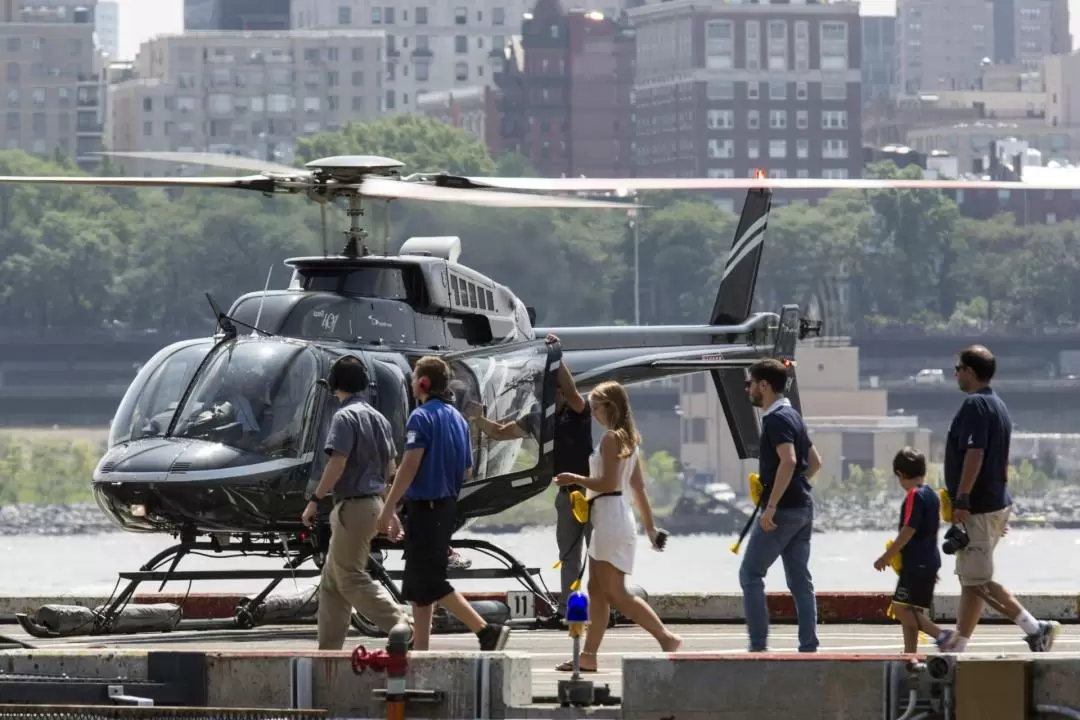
[92,190,804,539]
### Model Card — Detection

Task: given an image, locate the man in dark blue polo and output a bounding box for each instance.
[738,358,822,653]
[377,355,510,652]
[945,345,1059,652]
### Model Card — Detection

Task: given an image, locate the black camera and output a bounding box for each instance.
[942,525,970,555]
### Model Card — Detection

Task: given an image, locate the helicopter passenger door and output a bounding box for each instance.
[442,340,561,522]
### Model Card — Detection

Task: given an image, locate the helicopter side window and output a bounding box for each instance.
[450,275,461,305]
[467,283,478,308]
[485,289,494,310]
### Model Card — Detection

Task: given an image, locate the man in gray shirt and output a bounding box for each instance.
[301,355,411,650]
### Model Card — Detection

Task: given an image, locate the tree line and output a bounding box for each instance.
[1,113,1079,335]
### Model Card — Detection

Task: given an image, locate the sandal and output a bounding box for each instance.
[555,651,597,673]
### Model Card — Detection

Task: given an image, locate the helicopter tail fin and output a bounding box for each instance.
[708,189,773,459]
[709,188,772,326]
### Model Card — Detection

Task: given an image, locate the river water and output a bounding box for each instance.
[2,528,1078,596]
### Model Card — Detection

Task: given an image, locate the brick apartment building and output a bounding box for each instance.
[494,0,635,178]
[628,0,863,206]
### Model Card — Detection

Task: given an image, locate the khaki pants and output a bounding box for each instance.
[954,505,1012,587]
[317,497,407,650]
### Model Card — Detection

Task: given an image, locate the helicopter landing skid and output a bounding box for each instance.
[15,535,567,639]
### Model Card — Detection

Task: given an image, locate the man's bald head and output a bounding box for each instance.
[957,344,996,387]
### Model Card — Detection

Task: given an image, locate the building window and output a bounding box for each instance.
[747,109,759,129]
[691,418,706,443]
[823,138,848,159]
[797,138,809,158]
[416,7,428,24]
[706,80,734,100]
[820,22,849,70]
[384,6,395,23]
[416,63,429,82]
[769,81,786,100]
[493,7,505,25]
[822,110,848,129]
[707,168,735,178]
[767,20,787,70]
[705,20,734,69]
[769,139,787,158]
[455,7,467,24]
[796,110,807,129]
[823,168,849,179]
[769,109,786,129]
[707,109,735,129]
[796,82,808,100]
[455,35,467,53]
[708,138,734,158]
[822,82,847,100]
[748,139,760,159]
[455,62,468,81]
[747,82,760,100]
[744,20,759,70]
[371,7,381,23]
[338,6,351,24]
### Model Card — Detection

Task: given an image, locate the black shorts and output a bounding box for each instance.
[401,497,457,607]
[893,567,938,611]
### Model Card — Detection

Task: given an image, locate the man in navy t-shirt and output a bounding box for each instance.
[738,358,822,653]
[377,355,510,652]
[944,345,1059,653]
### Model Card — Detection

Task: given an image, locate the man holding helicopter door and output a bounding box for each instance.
[301,355,413,650]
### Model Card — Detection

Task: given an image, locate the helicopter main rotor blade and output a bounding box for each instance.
[358,178,638,209]
[463,176,1055,192]
[99,151,310,177]
[0,174,279,190]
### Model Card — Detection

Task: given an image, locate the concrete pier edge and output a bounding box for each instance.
[1,591,1077,623]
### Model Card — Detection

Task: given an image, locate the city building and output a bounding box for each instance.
[897,0,1067,94]
[494,0,635,178]
[0,0,104,169]
[94,0,118,59]
[628,0,863,208]
[292,0,562,117]
[184,0,291,31]
[860,2,895,107]
[106,30,385,175]
[416,86,500,150]
[678,339,931,494]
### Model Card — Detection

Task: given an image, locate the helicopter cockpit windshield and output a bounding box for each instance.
[169,338,319,459]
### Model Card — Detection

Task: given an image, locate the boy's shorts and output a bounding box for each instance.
[401,496,458,607]
[892,566,938,611]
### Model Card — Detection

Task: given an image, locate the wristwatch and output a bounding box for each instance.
[954,494,971,511]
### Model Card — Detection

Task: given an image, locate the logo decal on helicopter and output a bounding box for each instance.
[312,309,339,334]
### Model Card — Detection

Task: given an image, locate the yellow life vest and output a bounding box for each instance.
[939,488,953,523]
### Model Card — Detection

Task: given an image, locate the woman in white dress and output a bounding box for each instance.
[553,380,682,672]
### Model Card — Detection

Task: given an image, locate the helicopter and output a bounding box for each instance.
[2,150,1040,639]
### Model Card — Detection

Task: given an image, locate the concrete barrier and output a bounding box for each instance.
[1,592,1078,624]
[0,648,534,718]
[621,652,893,719]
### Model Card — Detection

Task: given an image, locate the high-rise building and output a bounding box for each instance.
[107,31,384,175]
[0,0,104,169]
[184,0,290,31]
[495,0,635,178]
[899,0,1066,93]
[292,0,608,115]
[94,0,119,59]
[860,5,896,107]
[629,0,863,205]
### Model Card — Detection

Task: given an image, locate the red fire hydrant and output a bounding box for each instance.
[352,620,412,720]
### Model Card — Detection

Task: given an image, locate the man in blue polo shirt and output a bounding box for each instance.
[945,345,1060,652]
[377,355,510,652]
[738,358,822,653]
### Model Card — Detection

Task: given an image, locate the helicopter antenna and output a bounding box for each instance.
[320,202,329,257]
[252,264,273,336]
[383,201,392,255]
